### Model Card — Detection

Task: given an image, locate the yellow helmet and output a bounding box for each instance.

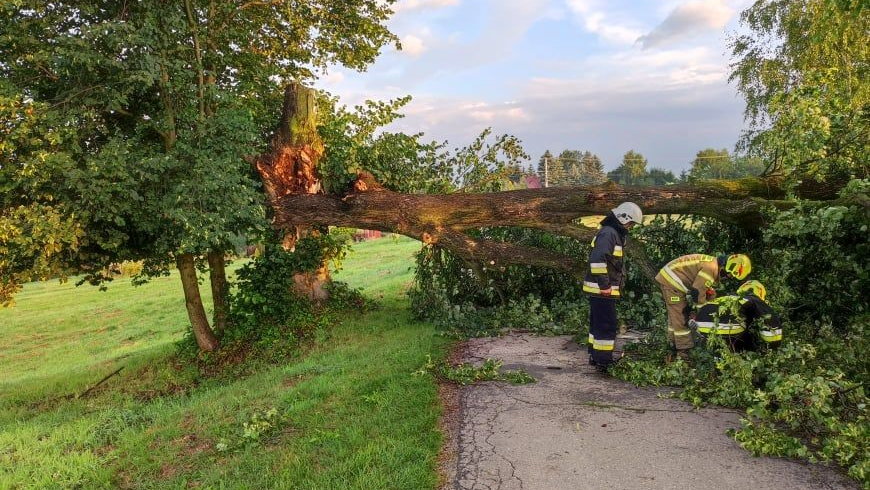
[737,280,766,301]
[725,254,751,280]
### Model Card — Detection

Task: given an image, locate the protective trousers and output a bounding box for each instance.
[659,284,694,350]
[588,296,618,366]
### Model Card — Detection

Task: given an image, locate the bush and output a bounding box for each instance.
[756,179,870,326]
[409,227,594,337]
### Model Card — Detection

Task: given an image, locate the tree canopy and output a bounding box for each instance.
[730,0,869,182]
[0,0,400,347]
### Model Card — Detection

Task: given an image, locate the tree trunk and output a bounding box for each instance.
[176,253,219,352]
[207,251,229,332]
[253,81,331,300]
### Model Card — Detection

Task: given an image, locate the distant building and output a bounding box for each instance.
[353,229,383,241]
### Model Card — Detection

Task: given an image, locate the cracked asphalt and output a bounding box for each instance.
[443,333,855,490]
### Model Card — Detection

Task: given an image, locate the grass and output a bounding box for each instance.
[0,236,448,489]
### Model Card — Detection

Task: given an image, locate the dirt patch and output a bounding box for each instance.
[159,463,180,479]
[282,373,310,388]
[171,433,213,458]
[436,340,467,490]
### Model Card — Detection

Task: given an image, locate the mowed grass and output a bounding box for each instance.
[0,236,449,489]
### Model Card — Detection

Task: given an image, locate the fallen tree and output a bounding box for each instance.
[253,84,848,281]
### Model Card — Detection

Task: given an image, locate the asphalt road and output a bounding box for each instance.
[442,333,855,490]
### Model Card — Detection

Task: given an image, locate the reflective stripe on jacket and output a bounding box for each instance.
[697,295,784,343]
[655,254,719,306]
[696,298,745,335]
[582,214,627,299]
[739,295,783,343]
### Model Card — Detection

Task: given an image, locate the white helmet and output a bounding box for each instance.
[612,202,643,225]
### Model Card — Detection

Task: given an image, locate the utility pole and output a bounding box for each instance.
[544,156,549,188]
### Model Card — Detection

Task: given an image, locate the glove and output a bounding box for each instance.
[706,288,717,300]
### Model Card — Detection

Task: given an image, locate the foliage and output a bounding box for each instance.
[409,226,592,336]
[730,0,869,182]
[685,149,765,182]
[216,407,289,453]
[0,0,397,272]
[317,95,450,194]
[608,150,648,185]
[607,150,677,185]
[319,97,529,195]
[447,128,530,192]
[415,356,535,385]
[537,150,606,187]
[215,231,357,361]
[756,179,870,325]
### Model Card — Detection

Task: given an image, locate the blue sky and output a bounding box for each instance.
[320,0,755,174]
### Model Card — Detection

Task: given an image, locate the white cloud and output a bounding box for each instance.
[566,0,644,45]
[376,0,551,86]
[393,0,460,13]
[467,103,529,123]
[400,34,427,57]
[637,0,734,49]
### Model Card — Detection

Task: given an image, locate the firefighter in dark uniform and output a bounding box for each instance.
[583,202,643,371]
[693,280,783,351]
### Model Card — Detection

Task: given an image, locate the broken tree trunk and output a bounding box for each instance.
[253,82,329,301]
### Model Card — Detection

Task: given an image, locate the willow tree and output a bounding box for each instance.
[730,0,869,182]
[0,1,399,350]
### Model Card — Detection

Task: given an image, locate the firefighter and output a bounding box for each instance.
[655,253,751,359]
[693,280,783,351]
[583,202,643,371]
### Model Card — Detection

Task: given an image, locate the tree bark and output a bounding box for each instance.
[254,82,331,299]
[258,181,798,275]
[176,253,220,352]
[207,251,229,332]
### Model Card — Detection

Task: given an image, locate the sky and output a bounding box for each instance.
[319,0,756,174]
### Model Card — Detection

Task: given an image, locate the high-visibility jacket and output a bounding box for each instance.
[695,296,745,336]
[583,213,628,299]
[695,294,783,348]
[655,254,720,306]
[739,294,783,344]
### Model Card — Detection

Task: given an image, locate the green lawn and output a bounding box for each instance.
[0,236,448,489]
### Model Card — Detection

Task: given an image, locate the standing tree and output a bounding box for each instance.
[0,1,399,350]
[730,0,869,182]
[608,150,648,185]
[646,168,677,185]
[687,148,733,180]
[686,148,765,182]
[578,151,607,185]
